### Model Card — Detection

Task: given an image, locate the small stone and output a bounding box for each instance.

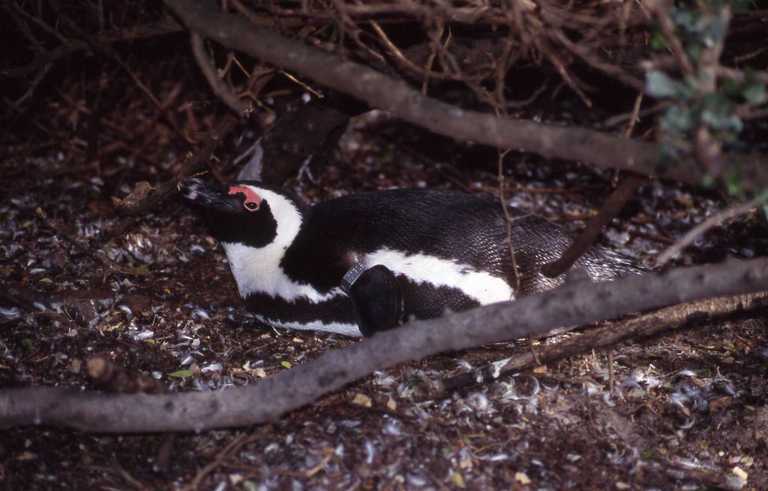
[709,396,732,413]
[450,471,465,488]
[515,472,531,485]
[728,466,748,489]
[386,397,397,412]
[352,393,372,408]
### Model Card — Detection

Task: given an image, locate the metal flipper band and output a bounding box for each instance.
[341,261,368,294]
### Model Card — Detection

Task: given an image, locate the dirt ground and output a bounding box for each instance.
[1,127,768,490]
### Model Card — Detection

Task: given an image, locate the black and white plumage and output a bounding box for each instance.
[181,179,639,337]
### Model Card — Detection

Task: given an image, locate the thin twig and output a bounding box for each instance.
[164,0,768,191]
[497,150,520,292]
[655,192,768,267]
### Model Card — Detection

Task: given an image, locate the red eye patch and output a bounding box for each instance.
[228,185,263,212]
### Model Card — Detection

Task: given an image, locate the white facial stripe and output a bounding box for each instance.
[255,315,362,337]
[222,186,341,303]
[364,248,514,304]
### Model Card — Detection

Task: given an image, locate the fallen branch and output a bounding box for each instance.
[163,0,768,192]
[437,291,768,396]
[1,257,767,433]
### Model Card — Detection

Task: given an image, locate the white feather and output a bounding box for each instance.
[255,314,361,337]
[363,248,514,304]
[222,187,343,303]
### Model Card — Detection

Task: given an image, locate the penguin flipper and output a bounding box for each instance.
[348,265,403,337]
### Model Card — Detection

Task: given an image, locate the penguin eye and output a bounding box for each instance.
[228,185,263,212]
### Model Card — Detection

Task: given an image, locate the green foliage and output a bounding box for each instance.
[646,1,766,194]
[646,71,691,99]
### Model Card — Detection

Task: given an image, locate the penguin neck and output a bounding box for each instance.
[221,189,308,299]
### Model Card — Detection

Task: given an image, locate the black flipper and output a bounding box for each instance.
[348,265,403,337]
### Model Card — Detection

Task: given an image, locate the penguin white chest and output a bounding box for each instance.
[222,241,343,303]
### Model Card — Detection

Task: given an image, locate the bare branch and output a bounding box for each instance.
[190,32,251,116]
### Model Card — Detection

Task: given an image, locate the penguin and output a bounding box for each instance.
[180,178,639,337]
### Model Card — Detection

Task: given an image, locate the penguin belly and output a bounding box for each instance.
[241,248,514,337]
[243,292,360,336]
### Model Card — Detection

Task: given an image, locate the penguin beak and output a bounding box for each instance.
[179,178,241,213]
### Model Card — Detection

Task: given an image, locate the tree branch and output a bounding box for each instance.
[437,291,768,397]
[190,32,250,116]
[162,0,768,192]
[1,257,767,434]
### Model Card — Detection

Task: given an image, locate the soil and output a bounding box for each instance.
[1,101,768,491]
[0,137,768,490]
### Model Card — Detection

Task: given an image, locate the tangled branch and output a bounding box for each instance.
[166,0,768,192]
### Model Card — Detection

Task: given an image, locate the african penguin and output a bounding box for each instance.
[181,178,640,337]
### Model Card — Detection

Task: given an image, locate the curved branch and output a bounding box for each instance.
[190,32,250,116]
[163,0,768,192]
[1,257,767,434]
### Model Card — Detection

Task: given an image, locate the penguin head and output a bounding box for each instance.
[180,178,303,248]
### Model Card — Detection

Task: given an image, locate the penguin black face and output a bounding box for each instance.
[180,178,279,248]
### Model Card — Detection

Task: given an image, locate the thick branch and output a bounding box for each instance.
[439,292,768,396]
[1,257,767,434]
[163,0,768,192]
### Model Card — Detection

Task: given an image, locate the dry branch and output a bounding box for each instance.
[190,32,250,116]
[163,0,768,192]
[1,257,767,434]
[438,291,768,396]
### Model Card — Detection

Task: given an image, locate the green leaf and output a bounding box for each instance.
[661,106,693,132]
[724,171,743,197]
[280,360,292,369]
[743,83,767,105]
[168,369,194,378]
[701,110,742,132]
[650,31,667,51]
[671,8,697,31]
[701,174,716,189]
[646,71,688,99]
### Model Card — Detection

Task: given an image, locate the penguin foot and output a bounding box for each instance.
[349,265,403,337]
